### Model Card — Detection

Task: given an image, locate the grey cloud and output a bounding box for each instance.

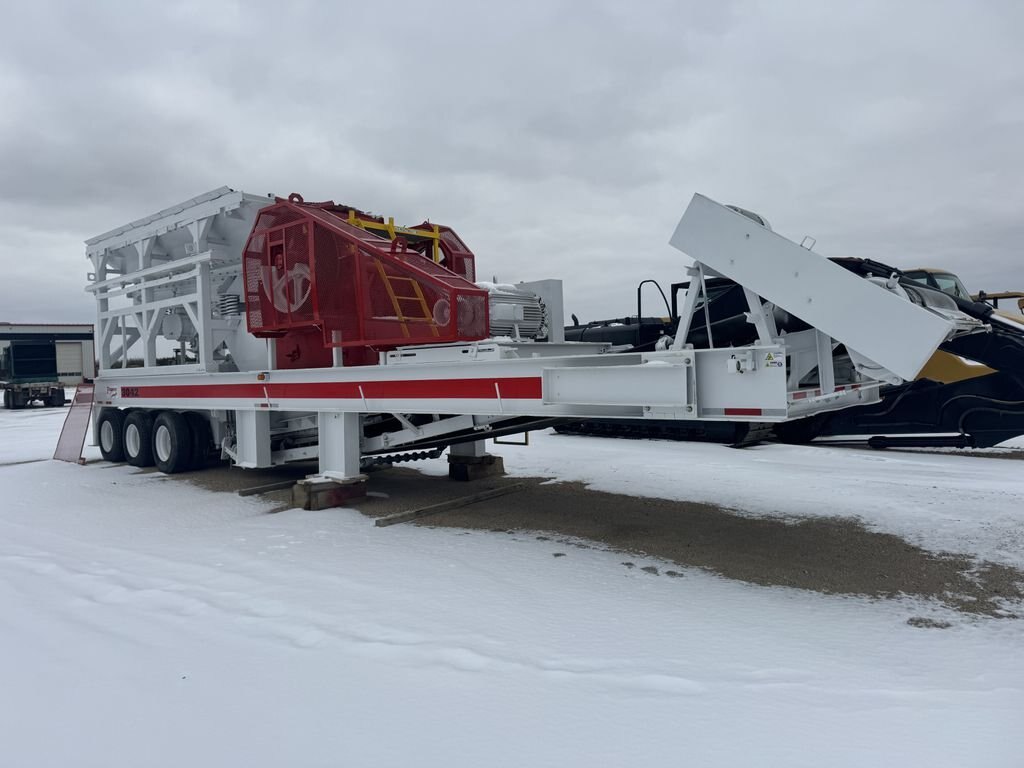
[0,0,1021,327]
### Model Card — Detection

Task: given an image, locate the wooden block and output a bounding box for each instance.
[237,479,298,497]
[292,475,368,510]
[375,482,527,527]
[448,453,505,481]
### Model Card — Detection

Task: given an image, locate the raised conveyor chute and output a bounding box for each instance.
[669,194,963,383]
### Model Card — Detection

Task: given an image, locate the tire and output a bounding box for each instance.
[2,390,10,409]
[49,389,65,408]
[152,411,193,474]
[98,409,127,462]
[184,412,214,470]
[123,410,156,467]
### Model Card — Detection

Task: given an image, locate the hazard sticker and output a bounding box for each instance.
[764,352,784,368]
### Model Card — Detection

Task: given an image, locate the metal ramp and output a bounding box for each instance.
[53,384,94,464]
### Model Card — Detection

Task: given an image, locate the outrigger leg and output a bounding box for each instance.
[292,412,368,510]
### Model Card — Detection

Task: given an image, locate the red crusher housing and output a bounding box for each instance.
[242,194,489,362]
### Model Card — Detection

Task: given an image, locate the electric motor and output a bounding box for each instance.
[477,282,547,340]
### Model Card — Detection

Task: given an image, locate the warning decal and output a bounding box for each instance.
[764,352,784,369]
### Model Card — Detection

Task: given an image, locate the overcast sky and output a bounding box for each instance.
[1,0,1021,326]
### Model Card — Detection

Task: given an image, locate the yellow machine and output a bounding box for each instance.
[903,268,1024,383]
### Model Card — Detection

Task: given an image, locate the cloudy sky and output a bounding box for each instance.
[1,0,1021,326]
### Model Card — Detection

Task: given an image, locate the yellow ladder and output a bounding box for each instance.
[349,211,443,263]
[375,261,440,338]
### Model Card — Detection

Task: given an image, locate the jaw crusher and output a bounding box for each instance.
[82,189,1006,492]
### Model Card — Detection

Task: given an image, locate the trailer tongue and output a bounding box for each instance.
[82,189,988,504]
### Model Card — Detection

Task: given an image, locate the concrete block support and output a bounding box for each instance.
[448,440,505,481]
[293,476,368,510]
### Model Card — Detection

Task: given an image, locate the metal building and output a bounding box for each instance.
[0,324,96,385]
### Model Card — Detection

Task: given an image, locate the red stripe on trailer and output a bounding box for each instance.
[723,407,763,416]
[121,376,543,401]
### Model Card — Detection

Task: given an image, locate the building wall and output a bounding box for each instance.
[0,324,95,384]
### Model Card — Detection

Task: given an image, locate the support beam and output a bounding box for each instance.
[815,330,836,394]
[318,411,363,479]
[139,237,155,271]
[742,288,779,345]
[195,262,215,371]
[292,411,368,510]
[234,410,272,468]
[671,265,704,350]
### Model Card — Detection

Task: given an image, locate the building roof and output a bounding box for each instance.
[0,323,93,329]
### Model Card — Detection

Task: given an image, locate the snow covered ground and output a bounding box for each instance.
[2,405,1023,767]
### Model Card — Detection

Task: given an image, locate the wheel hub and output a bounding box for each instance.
[125,424,140,457]
[155,425,172,463]
[100,421,114,452]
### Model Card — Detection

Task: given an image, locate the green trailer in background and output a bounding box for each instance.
[1,340,65,409]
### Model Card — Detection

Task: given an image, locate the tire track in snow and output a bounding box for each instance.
[0,543,715,698]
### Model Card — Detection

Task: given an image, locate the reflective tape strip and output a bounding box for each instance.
[118,376,543,401]
[702,407,787,418]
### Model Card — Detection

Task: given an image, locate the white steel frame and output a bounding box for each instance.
[86,187,272,374]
